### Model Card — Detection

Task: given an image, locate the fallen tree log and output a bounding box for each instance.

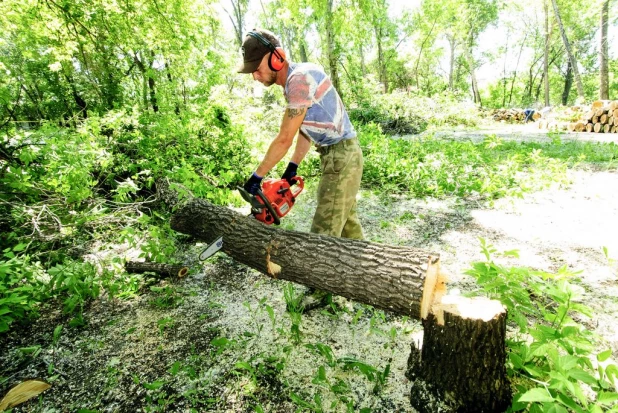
[170,198,441,318]
[125,261,188,278]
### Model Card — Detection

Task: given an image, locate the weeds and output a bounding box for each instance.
[467,239,618,412]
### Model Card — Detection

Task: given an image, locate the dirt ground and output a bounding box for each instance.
[1,130,618,412]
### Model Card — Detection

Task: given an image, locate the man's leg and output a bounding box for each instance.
[311,139,363,239]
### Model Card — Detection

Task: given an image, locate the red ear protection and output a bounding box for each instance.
[248,31,286,72]
[269,47,286,72]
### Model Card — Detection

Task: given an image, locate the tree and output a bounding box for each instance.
[599,0,610,99]
[544,0,551,106]
[551,0,585,100]
[224,0,250,47]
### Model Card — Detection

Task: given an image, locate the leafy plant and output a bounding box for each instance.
[47,260,100,318]
[0,249,45,333]
[283,284,304,344]
[466,239,618,412]
[150,285,182,309]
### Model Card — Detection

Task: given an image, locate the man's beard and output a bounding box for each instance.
[262,71,277,87]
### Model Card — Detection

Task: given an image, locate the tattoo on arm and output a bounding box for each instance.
[287,108,306,119]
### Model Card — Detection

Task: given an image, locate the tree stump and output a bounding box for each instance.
[170,197,511,411]
[407,296,510,413]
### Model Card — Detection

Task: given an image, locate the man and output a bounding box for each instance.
[523,108,535,123]
[238,29,363,240]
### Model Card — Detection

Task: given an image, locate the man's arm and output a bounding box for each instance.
[290,132,312,165]
[255,107,307,177]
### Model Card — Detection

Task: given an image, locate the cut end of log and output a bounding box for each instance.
[439,295,506,322]
[420,256,447,320]
[178,267,189,278]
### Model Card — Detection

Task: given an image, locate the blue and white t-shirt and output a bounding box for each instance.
[285,63,356,146]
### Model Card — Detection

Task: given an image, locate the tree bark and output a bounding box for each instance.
[543,0,550,107]
[561,59,573,105]
[447,34,456,91]
[599,0,609,100]
[170,198,441,319]
[407,298,511,413]
[465,31,481,106]
[125,261,188,278]
[325,0,341,97]
[551,0,584,100]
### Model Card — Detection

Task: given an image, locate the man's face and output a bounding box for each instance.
[252,54,277,87]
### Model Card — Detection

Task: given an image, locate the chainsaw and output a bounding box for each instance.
[199,177,304,261]
[238,176,304,225]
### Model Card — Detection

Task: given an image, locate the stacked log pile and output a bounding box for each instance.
[490,108,539,123]
[579,100,618,133]
[538,101,618,133]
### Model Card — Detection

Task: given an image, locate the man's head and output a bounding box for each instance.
[237,29,286,80]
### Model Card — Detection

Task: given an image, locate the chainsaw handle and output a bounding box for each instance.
[290,176,304,197]
[237,186,281,225]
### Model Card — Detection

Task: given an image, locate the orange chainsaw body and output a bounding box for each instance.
[253,177,304,225]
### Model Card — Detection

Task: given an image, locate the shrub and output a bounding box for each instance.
[467,240,618,412]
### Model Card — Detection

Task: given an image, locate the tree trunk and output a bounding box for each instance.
[170,198,511,411]
[171,198,441,319]
[599,0,609,100]
[551,0,584,100]
[447,34,456,91]
[465,31,481,106]
[407,300,511,413]
[508,33,526,106]
[543,0,550,107]
[561,59,573,105]
[325,0,341,96]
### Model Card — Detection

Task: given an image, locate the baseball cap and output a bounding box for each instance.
[237,29,281,74]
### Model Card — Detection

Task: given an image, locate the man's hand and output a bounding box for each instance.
[281,162,298,185]
[244,172,263,195]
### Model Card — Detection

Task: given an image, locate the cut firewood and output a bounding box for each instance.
[575,122,585,132]
[0,380,51,411]
[601,114,608,124]
[609,101,618,111]
[603,124,610,133]
[586,123,594,132]
[125,261,188,278]
[594,123,602,133]
[592,100,605,109]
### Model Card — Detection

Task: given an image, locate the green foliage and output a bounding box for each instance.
[47,260,100,317]
[308,126,571,199]
[0,249,102,333]
[0,248,45,332]
[466,239,618,412]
